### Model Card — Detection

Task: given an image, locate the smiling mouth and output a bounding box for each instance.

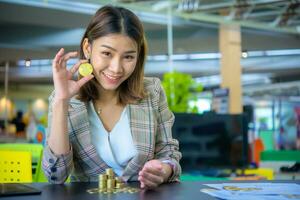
[102,72,122,81]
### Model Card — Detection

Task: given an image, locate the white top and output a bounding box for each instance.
[87,101,137,176]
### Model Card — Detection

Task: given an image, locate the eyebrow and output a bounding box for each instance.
[101,45,137,54]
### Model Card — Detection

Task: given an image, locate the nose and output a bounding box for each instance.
[109,56,123,74]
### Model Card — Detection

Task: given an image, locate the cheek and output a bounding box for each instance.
[124,62,137,75]
[91,57,107,70]
[128,59,138,72]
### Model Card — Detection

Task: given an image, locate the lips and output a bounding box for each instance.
[102,72,122,84]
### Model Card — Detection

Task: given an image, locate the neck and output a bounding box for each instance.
[96,86,119,105]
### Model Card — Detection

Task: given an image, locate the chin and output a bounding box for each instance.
[101,81,123,91]
[102,85,120,91]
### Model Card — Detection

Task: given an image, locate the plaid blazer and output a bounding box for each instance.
[42,77,182,184]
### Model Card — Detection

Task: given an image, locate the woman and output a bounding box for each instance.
[42,5,181,188]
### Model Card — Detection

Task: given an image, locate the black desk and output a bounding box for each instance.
[2,181,300,200]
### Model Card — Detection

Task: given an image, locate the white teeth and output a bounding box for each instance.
[103,73,120,80]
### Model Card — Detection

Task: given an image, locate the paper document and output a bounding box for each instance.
[201,183,300,200]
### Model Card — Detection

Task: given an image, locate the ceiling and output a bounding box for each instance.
[0,0,300,97]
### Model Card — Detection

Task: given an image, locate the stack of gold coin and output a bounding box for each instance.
[115,182,125,189]
[106,168,114,179]
[106,178,115,193]
[105,168,115,193]
[115,177,123,188]
[114,177,125,192]
[114,177,122,183]
[98,174,107,192]
[87,168,140,195]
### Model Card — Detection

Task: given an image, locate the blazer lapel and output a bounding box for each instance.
[68,97,110,177]
[122,98,155,181]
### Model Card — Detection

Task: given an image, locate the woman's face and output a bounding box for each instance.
[85,34,138,91]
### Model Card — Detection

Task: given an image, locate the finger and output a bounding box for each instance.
[68,59,89,79]
[53,48,65,70]
[144,160,163,171]
[138,175,158,188]
[149,161,163,170]
[138,176,145,188]
[76,74,94,88]
[139,170,164,185]
[60,51,78,68]
[138,175,147,188]
[142,164,163,177]
[60,51,78,67]
[139,169,164,184]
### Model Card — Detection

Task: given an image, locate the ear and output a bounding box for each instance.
[82,38,91,59]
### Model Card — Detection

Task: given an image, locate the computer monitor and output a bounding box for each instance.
[172,112,249,172]
[0,184,41,197]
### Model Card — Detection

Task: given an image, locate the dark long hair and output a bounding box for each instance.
[77,5,147,104]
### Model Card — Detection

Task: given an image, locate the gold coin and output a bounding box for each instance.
[115,177,123,183]
[106,189,113,194]
[86,188,100,194]
[106,168,114,175]
[128,187,139,193]
[99,189,105,193]
[116,183,125,189]
[99,174,107,180]
[107,179,115,188]
[99,181,107,184]
[79,63,93,77]
[117,188,125,193]
[98,183,107,189]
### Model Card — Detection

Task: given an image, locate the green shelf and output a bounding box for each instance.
[261,150,300,161]
[180,174,228,181]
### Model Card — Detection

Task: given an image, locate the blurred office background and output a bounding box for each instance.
[0,0,300,182]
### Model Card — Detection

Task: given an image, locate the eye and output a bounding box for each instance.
[124,55,135,60]
[102,51,111,57]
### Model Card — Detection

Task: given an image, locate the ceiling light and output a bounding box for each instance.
[242,51,248,58]
[25,59,31,67]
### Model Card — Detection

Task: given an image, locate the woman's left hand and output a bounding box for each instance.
[138,160,172,189]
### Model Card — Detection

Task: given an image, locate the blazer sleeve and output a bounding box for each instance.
[42,91,74,184]
[151,78,182,182]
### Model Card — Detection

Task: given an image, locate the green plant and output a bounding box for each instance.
[162,71,203,113]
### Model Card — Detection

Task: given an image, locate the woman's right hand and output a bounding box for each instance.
[52,48,94,102]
